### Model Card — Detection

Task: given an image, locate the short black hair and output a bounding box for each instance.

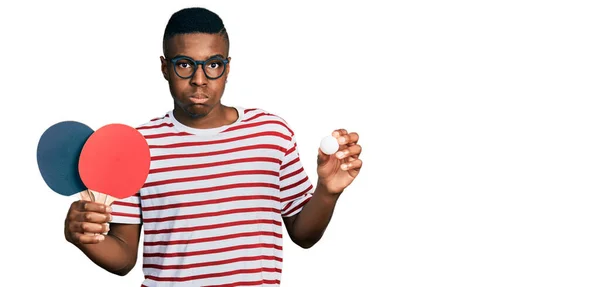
[162,7,229,56]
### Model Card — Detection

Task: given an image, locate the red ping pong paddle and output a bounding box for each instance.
[78,123,151,207]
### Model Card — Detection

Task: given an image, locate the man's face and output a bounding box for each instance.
[161,33,230,119]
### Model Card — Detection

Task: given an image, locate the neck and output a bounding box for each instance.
[173,104,232,129]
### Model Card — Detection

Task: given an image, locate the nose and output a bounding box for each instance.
[190,66,208,86]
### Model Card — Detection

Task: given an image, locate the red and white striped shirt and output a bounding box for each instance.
[110,107,314,287]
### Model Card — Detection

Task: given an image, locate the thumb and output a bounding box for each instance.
[317,147,332,165]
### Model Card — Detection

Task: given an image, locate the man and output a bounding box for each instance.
[64,7,363,286]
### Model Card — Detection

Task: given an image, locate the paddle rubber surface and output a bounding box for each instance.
[37,121,94,196]
[78,123,151,199]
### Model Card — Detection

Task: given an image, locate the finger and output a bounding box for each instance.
[335,145,362,160]
[337,132,359,145]
[341,158,363,172]
[69,200,81,214]
[72,232,106,244]
[79,200,112,214]
[70,221,109,234]
[77,211,112,224]
[332,129,348,138]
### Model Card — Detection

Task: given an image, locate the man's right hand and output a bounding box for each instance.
[64,200,112,245]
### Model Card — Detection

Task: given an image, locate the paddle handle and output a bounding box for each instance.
[94,192,117,207]
[79,189,114,236]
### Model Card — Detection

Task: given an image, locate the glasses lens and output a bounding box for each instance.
[203,58,226,79]
[174,58,195,78]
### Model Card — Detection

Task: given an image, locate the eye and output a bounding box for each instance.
[175,59,194,69]
[207,62,221,69]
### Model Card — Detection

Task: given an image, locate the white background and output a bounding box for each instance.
[1,0,600,286]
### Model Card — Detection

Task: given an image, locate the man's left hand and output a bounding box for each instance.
[316,129,363,194]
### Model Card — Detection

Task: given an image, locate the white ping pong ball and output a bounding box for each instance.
[320,135,339,155]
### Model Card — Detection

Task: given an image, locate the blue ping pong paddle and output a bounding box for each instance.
[36,121,94,198]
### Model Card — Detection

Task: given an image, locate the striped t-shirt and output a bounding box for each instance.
[109,106,314,287]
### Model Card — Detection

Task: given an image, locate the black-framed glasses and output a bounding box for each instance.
[167,55,229,80]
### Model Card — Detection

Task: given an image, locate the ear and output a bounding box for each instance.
[160,56,169,81]
[224,57,231,81]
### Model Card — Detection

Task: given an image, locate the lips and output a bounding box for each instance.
[189,94,209,104]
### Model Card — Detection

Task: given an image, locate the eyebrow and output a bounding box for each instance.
[173,54,226,60]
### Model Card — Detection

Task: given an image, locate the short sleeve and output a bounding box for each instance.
[279,134,314,217]
[109,193,142,224]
